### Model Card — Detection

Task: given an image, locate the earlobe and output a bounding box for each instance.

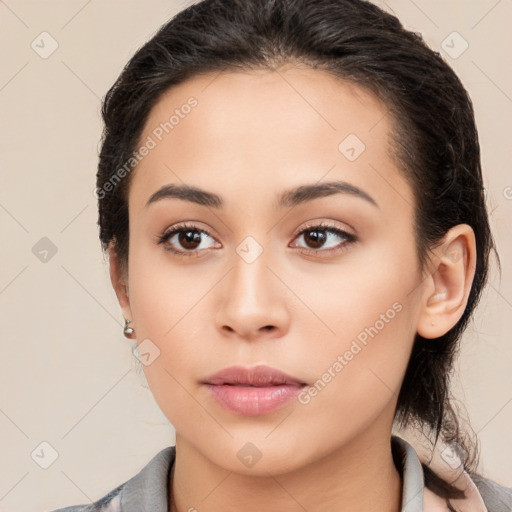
[108,243,133,323]
[416,224,477,339]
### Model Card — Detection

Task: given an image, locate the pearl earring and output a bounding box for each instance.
[123,319,135,338]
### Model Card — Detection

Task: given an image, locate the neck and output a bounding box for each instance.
[169,428,403,512]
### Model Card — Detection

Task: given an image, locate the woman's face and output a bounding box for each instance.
[116,65,427,474]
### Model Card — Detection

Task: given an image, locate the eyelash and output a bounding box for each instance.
[156,221,357,258]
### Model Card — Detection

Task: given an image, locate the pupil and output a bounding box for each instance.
[306,230,326,249]
[179,230,201,249]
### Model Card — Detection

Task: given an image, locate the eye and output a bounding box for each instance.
[290,222,357,256]
[156,223,220,257]
[156,221,357,258]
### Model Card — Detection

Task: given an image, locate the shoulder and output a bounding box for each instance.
[468,472,512,512]
[47,446,176,512]
[392,435,512,512]
[48,482,124,512]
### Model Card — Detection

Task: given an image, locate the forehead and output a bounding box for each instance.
[128,65,412,214]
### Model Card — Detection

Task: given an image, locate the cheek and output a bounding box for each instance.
[126,244,218,425]
[129,292,207,436]
[127,237,207,333]
[290,232,419,349]
[291,240,420,415]
[292,287,417,453]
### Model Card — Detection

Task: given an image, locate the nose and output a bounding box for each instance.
[215,248,291,342]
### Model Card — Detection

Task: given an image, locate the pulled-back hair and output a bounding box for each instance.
[96,0,498,498]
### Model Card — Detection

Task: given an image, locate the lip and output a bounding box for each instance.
[204,365,307,387]
[203,365,307,416]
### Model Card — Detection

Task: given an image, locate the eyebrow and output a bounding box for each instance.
[145,180,378,210]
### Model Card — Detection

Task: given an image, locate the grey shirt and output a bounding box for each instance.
[50,436,512,512]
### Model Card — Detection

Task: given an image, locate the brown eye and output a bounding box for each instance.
[291,223,357,256]
[302,229,328,249]
[157,223,220,256]
[177,230,202,250]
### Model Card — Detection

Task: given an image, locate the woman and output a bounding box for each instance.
[52,0,512,510]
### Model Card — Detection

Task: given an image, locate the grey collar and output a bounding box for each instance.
[392,435,425,511]
[120,435,425,512]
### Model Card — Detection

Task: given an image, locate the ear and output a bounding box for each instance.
[108,243,133,323]
[416,224,477,339]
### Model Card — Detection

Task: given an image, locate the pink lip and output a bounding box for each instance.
[203,365,307,416]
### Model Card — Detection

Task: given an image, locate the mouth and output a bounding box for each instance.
[202,365,308,416]
[203,364,308,387]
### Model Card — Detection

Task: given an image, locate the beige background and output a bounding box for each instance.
[0,1,511,510]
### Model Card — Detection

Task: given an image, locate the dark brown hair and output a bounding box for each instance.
[95,0,498,498]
